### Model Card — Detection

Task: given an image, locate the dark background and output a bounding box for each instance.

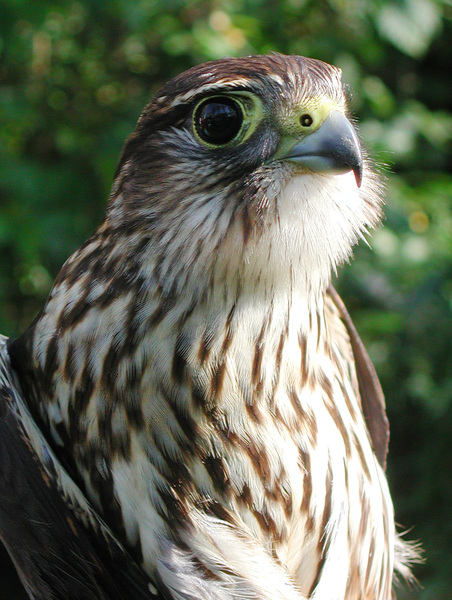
[0,1,451,598]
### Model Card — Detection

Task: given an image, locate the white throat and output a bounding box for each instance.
[211,171,371,302]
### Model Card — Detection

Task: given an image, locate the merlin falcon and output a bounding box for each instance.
[0,54,416,599]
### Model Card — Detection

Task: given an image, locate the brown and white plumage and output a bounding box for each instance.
[1,54,416,599]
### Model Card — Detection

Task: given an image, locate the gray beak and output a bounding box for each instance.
[282,111,363,187]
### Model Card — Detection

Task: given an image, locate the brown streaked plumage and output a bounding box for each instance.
[1,54,418,599]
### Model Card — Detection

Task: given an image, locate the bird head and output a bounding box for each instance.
[108,54,383,301]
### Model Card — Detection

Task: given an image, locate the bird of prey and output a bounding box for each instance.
[0,54,416,600]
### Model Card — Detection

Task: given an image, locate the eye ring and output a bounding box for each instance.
[300,114,313,127]
[194,97,244,146]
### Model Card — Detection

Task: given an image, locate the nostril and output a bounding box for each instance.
[300,114,313,127]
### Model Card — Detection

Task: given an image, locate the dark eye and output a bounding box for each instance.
[194,97,243,145]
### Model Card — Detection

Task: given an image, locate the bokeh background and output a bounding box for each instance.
[0,0,451,598]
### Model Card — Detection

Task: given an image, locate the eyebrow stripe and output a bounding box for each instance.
[159,77,266,109]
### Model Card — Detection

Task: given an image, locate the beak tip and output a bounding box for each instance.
[354,164,363,188]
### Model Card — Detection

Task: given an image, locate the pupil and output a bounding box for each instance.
[196,98,243,144]
[300,114,313,127]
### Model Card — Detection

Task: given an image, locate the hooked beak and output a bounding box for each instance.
[281,111,363,187]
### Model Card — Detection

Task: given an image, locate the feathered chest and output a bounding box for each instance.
[21,289,393,599]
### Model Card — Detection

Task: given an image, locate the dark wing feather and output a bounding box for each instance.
[0,336,159,600]
[327,286,389,469]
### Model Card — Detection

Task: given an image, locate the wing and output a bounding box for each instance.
[326,286,389,469]
[0,336,160,600]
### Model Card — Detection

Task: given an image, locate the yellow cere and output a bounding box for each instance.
[273,96,345,161]
[277,96,345,136]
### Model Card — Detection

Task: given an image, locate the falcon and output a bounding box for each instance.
[0,53,416,599]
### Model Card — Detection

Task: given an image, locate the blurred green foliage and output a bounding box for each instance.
[0,0,451,598]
